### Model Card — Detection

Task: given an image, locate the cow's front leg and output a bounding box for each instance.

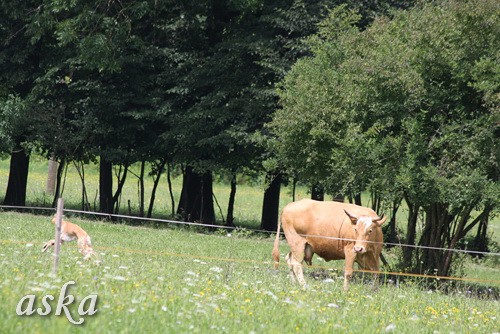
[343,246,357,291]
[365,253,381,290]
[356,253,381,288]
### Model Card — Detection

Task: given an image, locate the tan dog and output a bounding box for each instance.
[42,216,96,260]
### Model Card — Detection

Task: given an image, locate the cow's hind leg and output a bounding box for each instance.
[284,229,312,288]
[285,252,295,281]
[286,252,306,288]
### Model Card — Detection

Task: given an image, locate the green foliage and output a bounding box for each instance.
[271,0,500,274]
[0,96,29,151]
[1,0,419,189]
[274,0,499,200]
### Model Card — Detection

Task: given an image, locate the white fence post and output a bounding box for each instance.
[53,198,64,275]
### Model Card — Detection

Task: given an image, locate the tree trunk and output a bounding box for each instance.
[73,161,90,211]
[177,166,215,224]
[167,163,175,217]
[147,159,166,218]
[370,190,381,213]
[311,184,324,201]
[419,203,451,275]
[46,156,59,196]
[51,159,65,207]
[402,197,419,268]
[112,164,129,214]
[99,156,113,214]
[354,193,362,206]
[472,206,492,254]
[333,193,344,202]
[3,147,30,207]
[199,172,215,224]
[384,198,401,247]
[226,173,237,227]
[441,207,473,276]
[138,160,146,217]
[260,172,282,231]
[177,166,200,220]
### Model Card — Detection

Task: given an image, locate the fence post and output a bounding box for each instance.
[52,198,64,275]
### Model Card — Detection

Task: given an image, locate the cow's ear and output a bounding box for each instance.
[344,210,358,225]
[373,214,387,227]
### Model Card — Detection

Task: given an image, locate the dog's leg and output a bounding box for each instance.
[42,239,56,252]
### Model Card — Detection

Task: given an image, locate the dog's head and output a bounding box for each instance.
[51,215,67,225]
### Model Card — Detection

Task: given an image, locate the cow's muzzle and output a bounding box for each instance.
[354,246,365,253]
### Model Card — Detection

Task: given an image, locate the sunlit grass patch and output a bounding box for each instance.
[0,212,498,333]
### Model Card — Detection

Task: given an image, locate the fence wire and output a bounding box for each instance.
[0,204,499,286]
[1,204,498,257]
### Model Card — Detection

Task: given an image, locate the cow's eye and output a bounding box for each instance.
[369,229,373,233]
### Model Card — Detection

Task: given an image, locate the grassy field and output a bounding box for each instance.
[0,156,499,332]
[0,211,499,334]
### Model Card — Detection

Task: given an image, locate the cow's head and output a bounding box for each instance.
[344,210,386,254]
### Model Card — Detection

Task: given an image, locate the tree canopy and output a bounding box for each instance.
[1,0,498,275]
[270,0,499,275]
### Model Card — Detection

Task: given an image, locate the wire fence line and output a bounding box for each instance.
[0,204,499,258]
[1,237,500,287]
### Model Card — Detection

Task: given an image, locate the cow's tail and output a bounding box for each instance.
[272,215,282,270]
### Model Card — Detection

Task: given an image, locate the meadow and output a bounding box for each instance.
[0,212,499,334]
[0,157,499,333]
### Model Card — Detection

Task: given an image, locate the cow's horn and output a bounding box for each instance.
[344,210,357,220]
[373,214,386,224]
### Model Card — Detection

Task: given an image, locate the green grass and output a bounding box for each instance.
[0,212,499,333]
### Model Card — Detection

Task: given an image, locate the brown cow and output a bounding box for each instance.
[272,199,386,290]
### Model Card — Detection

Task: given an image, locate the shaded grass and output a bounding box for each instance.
[1,212,499,333]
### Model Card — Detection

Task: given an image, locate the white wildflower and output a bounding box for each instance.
[385,324,396,332]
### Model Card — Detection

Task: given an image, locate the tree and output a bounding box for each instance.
[271,1,499,276]
[0,1,54,206]
[24,0,203,214]
[260,172,282,231]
